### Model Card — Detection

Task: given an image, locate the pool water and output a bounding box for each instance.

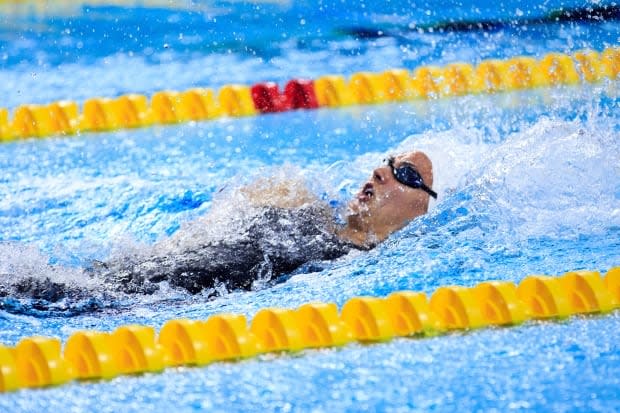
[1,1,620,411]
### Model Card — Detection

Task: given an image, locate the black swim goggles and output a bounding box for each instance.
[387,156,437,199]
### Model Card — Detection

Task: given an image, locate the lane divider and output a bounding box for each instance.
[0,47,618,142]
[0,266,618,392]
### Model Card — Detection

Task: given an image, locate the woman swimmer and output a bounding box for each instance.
[5,151,435,303]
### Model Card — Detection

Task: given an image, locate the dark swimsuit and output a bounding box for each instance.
[99,203,357,295]
[4,203,359,306]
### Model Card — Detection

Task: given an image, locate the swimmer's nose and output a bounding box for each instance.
[372,166,389,184]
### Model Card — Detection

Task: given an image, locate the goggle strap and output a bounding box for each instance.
[421,184,438,199]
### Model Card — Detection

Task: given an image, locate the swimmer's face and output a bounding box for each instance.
[347,151,434,242]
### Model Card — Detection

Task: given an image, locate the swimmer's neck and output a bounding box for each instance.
[337,225,382,250]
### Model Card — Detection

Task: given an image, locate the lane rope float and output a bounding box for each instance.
[0,47,618,142]
[0,266,618,392]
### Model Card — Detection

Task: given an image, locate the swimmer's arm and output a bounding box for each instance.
[240,178,320,209]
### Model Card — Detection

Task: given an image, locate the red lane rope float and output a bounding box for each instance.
[251,79,319,113]
[0,47,619,142]
[0,266,618,393]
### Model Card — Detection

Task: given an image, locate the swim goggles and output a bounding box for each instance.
[387,157,438,199]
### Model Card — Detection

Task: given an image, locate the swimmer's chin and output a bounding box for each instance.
[341,201,372,233]
[346,198,371,218]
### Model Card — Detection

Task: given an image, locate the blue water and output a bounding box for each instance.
[1,1,620,412]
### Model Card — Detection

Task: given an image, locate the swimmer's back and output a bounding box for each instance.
[103,203,355,295]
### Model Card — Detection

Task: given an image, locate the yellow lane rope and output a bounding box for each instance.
[0,266,618,392]
[1,47,618,142]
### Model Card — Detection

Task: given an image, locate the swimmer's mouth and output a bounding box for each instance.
[358,183,374,202]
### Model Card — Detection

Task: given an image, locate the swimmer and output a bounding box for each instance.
[98,150,435,295]
[4,151,435,304]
